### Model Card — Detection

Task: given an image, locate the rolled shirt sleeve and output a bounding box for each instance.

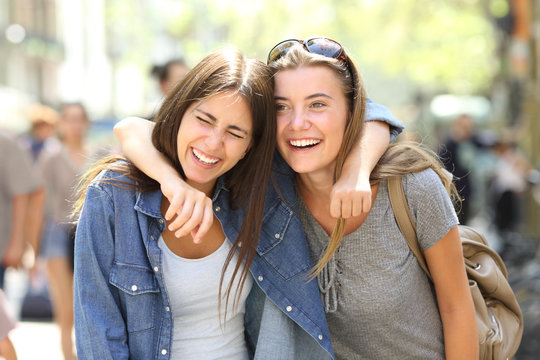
[365,99,404,141]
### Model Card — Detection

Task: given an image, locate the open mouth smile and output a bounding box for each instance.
[192,147,221,166]
[289,138,321,150]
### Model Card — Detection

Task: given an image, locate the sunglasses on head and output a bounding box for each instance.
[267,37,347,65]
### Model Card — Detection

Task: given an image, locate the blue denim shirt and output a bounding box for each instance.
[74,101,403,359]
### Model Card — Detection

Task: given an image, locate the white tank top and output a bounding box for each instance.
[158,236,252,360]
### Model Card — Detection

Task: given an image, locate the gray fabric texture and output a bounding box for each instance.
[297,168,459,360]
[36,138,82,223]
[0,130,41,255]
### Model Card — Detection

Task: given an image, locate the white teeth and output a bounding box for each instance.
[192,148,219,165]
[289,139,321,148]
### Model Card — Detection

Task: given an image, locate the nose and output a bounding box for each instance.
[204,128,224,150]
[289,110,310,131]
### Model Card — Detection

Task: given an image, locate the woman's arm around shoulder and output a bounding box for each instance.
[330,100,403,219]
[113,117,213,242]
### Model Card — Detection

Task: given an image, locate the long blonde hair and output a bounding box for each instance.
[269,46,460,278]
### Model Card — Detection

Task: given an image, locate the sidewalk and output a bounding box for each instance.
[9,321,62,360]
[3,268,64,359]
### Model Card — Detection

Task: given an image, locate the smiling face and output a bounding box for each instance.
[60,104,89,143]
[275,66,349,178]
[177,90,253,194]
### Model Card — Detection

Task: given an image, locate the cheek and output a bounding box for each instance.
[275,116,288,141]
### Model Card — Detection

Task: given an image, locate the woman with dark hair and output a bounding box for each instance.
[73,47,276,359]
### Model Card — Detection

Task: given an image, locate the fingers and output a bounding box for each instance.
[173,199,203,239]
[165,192,185,221]
[330,188,372,219]
[169,197,196,234]
[166,193,213,244]
[191,201,214,243]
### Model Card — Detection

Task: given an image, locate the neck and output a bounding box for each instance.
[296,168,335,200]
[64,138,83,150]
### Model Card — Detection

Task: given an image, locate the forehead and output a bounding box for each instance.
[62,105,86,119]
[274,66,343,95]
[193,91,253,128]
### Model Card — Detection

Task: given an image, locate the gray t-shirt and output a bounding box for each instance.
[36,138,93,223]
[297,168,459,360]
[0,130,42,255]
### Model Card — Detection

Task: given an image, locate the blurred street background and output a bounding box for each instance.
[1,0,540,359]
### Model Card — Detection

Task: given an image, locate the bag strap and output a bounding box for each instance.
[387,177,431,279]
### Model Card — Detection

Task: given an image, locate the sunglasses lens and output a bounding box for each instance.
[267,40,301,64]
[305,38,343,59]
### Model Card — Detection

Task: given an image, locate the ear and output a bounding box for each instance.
[241,143,253,158]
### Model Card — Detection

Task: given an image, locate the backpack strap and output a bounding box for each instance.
[387,176,432,279]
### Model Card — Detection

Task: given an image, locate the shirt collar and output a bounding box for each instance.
[133,175,230,219]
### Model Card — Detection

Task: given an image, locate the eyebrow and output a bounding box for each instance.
[195,109,249,135]
[274,93,334,101]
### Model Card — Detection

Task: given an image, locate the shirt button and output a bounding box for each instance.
[215,206,221,212]
[161,349,167,355]
[159,219,164,224]
[153,266,159,272]
[318,334,323,340]
[286,306,292,312]
[150,235,155,240]
[274,233,280,239]
[258,275,263,282]
[131,285,138,291]
[165,306,170,312]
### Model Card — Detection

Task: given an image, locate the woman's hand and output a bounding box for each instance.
[160,173,214,243]
[330,170,372,219]
[331,120,390,219]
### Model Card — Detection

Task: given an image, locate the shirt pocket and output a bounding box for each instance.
[257,201,311,279]
[109,263,160,333]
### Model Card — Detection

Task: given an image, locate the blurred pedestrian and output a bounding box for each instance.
[0,129,44,287]
[490,133,532,244]
[21,104,60,161]
[0,128,44,360]
[37,102,91,360]
[148,58,190,120]
[0,289,17,360]
[152,58,190,96]
[439,114,487,224]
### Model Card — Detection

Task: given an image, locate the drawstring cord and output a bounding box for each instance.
[317,251,338,313]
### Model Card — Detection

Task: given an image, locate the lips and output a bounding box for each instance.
[191,147,221,166]
[288,138,321,149]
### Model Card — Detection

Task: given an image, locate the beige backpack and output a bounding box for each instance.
[387,176,523,360]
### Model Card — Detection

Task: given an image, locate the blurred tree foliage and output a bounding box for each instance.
[105,0,496,94]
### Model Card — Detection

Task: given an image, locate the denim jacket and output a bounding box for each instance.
[74,101,403,360]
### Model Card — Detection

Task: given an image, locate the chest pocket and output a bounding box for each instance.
[257,201,311,280]
[109,263,160,333]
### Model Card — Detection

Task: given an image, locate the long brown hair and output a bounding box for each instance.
[74,47,276,313]
[269,44,459,278]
